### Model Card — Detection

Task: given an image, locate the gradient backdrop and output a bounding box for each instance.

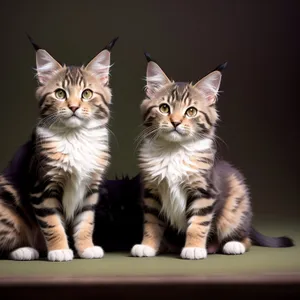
[0,0,299,220]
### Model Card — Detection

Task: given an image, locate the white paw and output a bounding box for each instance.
[48,249,74,262]
[223,241,245,255]
[181,247,207,260]
[79,246,104,259]
[9,247,39,261]
[131,244,157,257]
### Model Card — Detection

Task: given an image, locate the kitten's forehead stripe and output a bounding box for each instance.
[165,82,191,103]
[175,82,189,95]
[63,66,85,88]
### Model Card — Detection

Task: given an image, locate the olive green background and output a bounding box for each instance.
[0,0,299,222]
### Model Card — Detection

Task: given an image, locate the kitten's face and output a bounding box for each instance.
[141,61,222,143]
[35,48,112,129]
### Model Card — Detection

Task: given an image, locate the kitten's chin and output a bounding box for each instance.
[161,131,189,143]
[63,116,84,128]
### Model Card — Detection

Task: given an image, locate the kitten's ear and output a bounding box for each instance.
[35,50,63,85]
[85,37,119,85]
[27,34,63,85]
[194,70,222,105]
[145,52,171,98]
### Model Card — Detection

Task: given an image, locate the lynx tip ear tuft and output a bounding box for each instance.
[26,33,41,52]
[104,37,119,52]
[214,61,228,72]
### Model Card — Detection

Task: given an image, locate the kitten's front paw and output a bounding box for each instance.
[131,244,157,257]
[181,247,207,260]
[79,246,104,259]
[48,249,74,262]
[9,247,39,261]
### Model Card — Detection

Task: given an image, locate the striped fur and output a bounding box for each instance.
[131,58,294,260]
[0,38,117,261]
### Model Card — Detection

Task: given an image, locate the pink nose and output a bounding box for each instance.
[171,121,181,128]
[69,106,79,113]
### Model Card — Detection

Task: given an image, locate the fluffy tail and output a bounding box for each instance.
[250,227,294,248]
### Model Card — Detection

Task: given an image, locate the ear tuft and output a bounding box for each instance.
[103,37,119,52]
[144,52,156,63]
[84,37,119,85]
[27,34,62,85]
[213,61,228,73]
[26,33,41,51]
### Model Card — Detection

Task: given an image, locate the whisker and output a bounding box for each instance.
[106,126,119,150]
[134,126,160,153]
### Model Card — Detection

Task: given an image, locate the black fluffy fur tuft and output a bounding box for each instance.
[144,52,158,63]
[26,33,41,51]
[144,52,152,62]
[250,227,294,248]
[103,37,119,52]
[213,61,228,72]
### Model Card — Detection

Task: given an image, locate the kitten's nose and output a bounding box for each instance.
[171,121,181,128]
[69,106,79,113]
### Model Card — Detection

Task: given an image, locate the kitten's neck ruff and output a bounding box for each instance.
[140,136,214,185]
[143,136,213,154]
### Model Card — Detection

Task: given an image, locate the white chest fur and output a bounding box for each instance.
[140,138,212,231]
[37,125,109,221]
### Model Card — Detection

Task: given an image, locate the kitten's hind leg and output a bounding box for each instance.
[9,247,39,260]
[0,201,38,260]
[216,171,252,256]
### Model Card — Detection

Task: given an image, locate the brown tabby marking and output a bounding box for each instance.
[217,173,250,240]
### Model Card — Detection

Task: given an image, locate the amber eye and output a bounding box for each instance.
[55,89,66,100]
[81,89,93,100]
[159,104,170,114]
[185,107,197,117]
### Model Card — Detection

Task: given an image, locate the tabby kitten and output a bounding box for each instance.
[131,54,294,260]
[0,36,118,261]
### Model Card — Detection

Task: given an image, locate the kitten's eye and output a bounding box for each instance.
[55,89,66,100]
[159,104,170,114]
[185,107,197,117]
[82,89,93,101]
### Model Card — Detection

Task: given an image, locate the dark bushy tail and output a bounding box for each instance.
[250,227,294,248]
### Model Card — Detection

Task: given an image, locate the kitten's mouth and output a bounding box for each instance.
[170,128,183,135]
[70,114,82,120]
[172,129,181,134]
